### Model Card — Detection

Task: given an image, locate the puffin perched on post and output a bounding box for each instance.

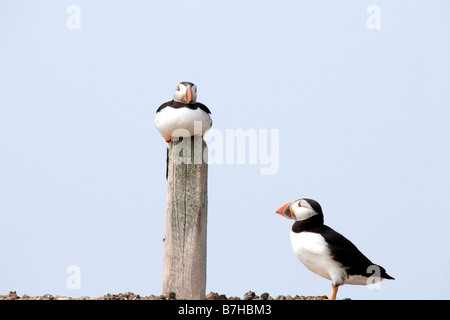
[276,198,394,300]
[154,82,212,179]
[154,82,212,143]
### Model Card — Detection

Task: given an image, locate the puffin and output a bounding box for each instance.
[154,81,212,143]
[276,198,394,300]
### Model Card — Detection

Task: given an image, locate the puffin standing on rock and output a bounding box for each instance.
[276,198,394,300]
[154,82,212,143]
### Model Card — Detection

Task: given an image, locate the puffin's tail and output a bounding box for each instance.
[383,273,395,280]
[379,265,395,280]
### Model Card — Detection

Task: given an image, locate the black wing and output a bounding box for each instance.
[318,226,394,279]
[156,100,173,113]
[194,102,212,114]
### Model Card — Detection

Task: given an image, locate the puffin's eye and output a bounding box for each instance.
[176,86,180,91]
[298,201,302,207]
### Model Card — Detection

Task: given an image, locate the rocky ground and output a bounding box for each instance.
[0,290,328,300]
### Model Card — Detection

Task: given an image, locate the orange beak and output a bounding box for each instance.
[187,86,192,103]
[276,201,295,219]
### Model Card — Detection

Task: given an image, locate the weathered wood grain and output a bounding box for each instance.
[162,137,208,300]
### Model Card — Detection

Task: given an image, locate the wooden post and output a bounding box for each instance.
[162,136,208,300]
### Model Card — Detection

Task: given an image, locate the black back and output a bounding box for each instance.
[156,100,211,114]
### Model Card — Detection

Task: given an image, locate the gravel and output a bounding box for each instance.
[0,290,328,300]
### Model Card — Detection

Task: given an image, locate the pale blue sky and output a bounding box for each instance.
[1,1,449,299]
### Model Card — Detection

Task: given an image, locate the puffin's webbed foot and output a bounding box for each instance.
[321,286,339,300]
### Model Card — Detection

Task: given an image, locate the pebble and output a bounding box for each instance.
[0,290,336,300]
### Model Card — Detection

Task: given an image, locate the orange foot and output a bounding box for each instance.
[321,286,338,300]
[166,136,172,143]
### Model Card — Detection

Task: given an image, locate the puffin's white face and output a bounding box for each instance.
[173,82,197,104]
[276,198,322,221]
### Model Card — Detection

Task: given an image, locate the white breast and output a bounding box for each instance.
[154,107,212,141]
[290,231,347,286]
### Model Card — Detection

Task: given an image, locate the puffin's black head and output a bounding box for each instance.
[276,198,323,221]
[173,81,197,104]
